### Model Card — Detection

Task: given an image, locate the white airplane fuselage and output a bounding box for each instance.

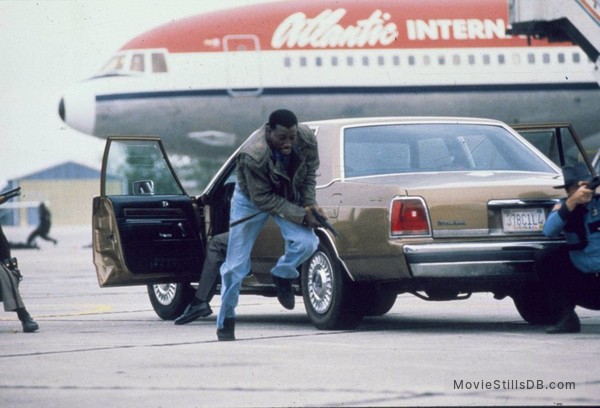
[59,0,600,160]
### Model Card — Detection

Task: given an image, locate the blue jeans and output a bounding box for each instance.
[217,185,318,329]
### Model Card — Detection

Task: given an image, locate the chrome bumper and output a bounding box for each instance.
[403,241,563,278]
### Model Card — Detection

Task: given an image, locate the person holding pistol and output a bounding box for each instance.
[535,164,600,333]
[0,188,39,333]
[216,109,324,341]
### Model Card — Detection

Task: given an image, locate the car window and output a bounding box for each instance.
[104,139,184,196]
[343,124,556,178]
[520,130,559,164]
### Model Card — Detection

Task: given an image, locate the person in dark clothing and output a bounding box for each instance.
[174,232,228,325]
[0,193,39,332]
[27,202,58,247]
[535,164,600,334]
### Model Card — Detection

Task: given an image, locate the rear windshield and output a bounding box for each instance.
[343,123,555,178]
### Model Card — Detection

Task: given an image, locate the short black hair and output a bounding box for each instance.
[268,109,298,129]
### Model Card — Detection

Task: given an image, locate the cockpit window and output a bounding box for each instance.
[130,54,145,72]
[101,55,126,72]
[152,53,167,73]
[96,49,168,76]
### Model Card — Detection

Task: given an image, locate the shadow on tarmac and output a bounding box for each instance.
[177,311,600,335]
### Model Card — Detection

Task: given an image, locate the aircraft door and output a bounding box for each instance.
[224,35,263,96]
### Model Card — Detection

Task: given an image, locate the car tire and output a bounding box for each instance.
[147,283,195,320]
[301,244,363,330]
[354,284,398,316]
[511,283,562,325]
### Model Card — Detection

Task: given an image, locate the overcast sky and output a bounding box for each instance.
[0,0,269,188]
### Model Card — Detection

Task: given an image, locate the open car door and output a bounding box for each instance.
[92,136,205,287]
[512,123,596,174]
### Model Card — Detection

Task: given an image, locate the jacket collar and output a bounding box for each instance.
[242,124,271,165]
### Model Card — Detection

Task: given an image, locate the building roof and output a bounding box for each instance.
[12,161,101,181]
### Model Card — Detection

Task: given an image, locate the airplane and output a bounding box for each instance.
[58,0,600,190]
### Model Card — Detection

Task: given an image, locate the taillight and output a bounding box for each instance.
[390,198,430,236]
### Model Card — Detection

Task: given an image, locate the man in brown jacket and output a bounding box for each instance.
[216,109,323,341]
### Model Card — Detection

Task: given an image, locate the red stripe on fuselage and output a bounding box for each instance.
[120,0,572,53]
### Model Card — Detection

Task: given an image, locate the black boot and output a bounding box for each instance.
[272,276,295,310]
[217,317,235,341]
[546,309,580,334]
[17,308,39,333]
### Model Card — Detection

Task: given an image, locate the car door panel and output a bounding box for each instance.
[92,137,204,287]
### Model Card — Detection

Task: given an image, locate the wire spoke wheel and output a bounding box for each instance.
[306,251,335,315]
[302,243,363,330]
[152,283,178,306]
[147,283,193,320]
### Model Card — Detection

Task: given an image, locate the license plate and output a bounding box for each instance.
[501,208,546,232]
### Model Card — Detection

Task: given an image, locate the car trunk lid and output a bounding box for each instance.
[390,171,562,238]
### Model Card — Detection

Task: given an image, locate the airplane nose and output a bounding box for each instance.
[58,87,96,135]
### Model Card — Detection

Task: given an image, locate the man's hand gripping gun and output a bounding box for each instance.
[586,176,600,191]
[310,207,340,238]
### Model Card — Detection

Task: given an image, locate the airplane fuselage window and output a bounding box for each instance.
[543,53,551,64]
[278,49,586,76]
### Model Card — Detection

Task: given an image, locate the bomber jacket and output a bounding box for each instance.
[236,123,319,225]
[543,195,600,273]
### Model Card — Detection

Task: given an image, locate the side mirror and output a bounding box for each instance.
[133,180,155,195]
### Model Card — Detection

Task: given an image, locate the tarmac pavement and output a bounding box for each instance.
[0,225,599,407]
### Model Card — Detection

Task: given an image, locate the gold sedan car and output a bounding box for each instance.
[92,117,594,330]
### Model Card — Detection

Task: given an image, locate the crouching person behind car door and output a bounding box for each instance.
[174,232,229,325]
[216,109,323,341]
[534,164,600,334]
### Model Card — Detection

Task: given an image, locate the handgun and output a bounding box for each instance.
[586,176,600,191]
[0,186,21,202]
[310,207,340,238]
